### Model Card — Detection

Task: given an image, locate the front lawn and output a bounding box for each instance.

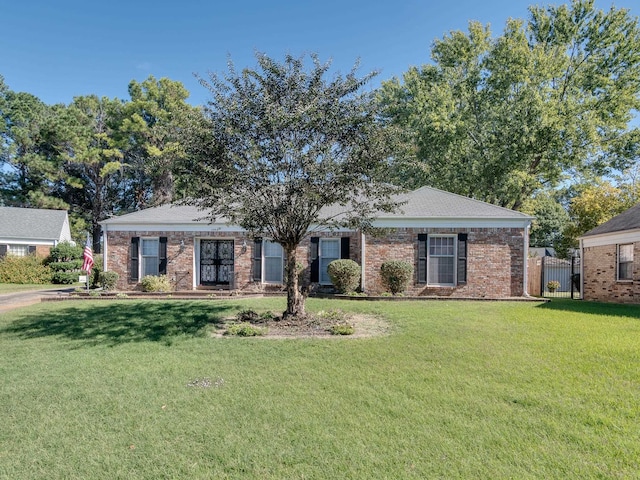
[0,298,638,479]
[0,283,62,294]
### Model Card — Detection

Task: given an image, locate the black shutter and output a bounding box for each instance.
[159,237,167,275]
[341,237,350,259]
[310,237,320,282]
[130,237,140,282]
[28,245,36,254]
[253,238,262,282]
[418,234,427,284]
[0,245,6,258]
[457,234,468,285]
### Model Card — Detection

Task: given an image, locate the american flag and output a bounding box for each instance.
[82,235,94,273]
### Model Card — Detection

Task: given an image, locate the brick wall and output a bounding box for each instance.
[582,243,639,303]
[363,227,526,298]
[106,228,525,298]
[106,231,255,291]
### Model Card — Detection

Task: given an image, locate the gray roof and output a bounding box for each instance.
[101,187,531,226]
[101,204,217,225]
[582,202,640,237]
[373,186,530,219]
[0,207,69,240]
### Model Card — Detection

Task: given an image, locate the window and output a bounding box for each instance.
[8,245,30,257]
[418,234,467,286]
[618,244,633,281]
[428,236,456,285]
[320,239,340,284]
[141,238,160,277]
[263,240,284,283]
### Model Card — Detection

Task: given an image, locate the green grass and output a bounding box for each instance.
[0,298,638,479]
[0,283,63,294]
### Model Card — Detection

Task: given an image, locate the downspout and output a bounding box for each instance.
[579,238,584,300]
[102,225,108,271]
[360,230,366,293]
[523,222,530,297]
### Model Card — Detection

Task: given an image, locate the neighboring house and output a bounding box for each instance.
[100,186,533,298]
[579,202,640,303]
[0,207,72,258]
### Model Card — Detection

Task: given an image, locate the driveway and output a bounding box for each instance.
[0,288,73,314]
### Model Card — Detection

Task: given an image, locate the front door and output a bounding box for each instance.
[200,240,234,286]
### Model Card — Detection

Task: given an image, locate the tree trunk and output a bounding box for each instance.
[283,246,305,319]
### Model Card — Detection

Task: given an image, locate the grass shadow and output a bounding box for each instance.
[0,301,235,347]
[536,298,640,320]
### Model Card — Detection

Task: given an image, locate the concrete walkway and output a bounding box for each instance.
[0,288,73,314]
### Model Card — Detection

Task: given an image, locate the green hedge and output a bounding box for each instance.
[0,255,52,284]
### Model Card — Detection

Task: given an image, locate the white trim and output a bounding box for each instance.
[581,229,640,247]
[319,238,340,285]
[0,237,57,246]
[103,224,108,272]
[617,243,634,282]
[371,218,531,229]
[360,231,366,292]
[427,234,457,286]
[102,218,532,234]
[262,239,284,284]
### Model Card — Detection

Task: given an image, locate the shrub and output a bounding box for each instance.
[99,271,119,290]
[327,259,361,293]
[328,324,355,335]
[225,322,267,336]
[140,275,173,292]
[51,272,79,284]
[48,241,83,262]
[0,255,52,284]
[90,254,104,288]
[380,260,413,295]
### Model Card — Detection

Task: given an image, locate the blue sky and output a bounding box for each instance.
[2,0,638,107]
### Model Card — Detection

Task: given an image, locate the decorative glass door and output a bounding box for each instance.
[200,240,234,285]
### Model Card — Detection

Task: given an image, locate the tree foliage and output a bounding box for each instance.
[181,53,402,317]
[380,0,640,210]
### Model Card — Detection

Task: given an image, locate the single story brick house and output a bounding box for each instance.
[0,207,72,258]
[579,202,639,303]
[100,186,533,298]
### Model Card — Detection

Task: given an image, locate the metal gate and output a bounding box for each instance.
[528,254,581,298]
[200,240,234,286]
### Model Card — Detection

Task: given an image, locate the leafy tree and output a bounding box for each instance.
[56,96,126,251]
[181,53,401,318]
[0,84,66,208]
[380,0,640,210]
[521,191,570,248]
[556,180,637,257]
[119,76,197,207]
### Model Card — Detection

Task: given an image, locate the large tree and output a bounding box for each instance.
[119,76,197,208]
[56,95,126,252]
[380,0,640,210]
[0,82,66,208]
[181,53,401,318]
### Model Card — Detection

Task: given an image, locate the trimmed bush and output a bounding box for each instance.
[0,255,52,284]
[140,275,173,292]
[327,259,361,293]
[380,260,413,295]
[47,241,84,285]
[99,271,119,290]
[90,255,104,288]
[48,241,83,262]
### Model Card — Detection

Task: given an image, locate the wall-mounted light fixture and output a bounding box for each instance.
[241,239,247,253]
[179,240,185,252]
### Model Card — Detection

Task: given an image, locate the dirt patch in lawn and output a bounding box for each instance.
[212,311,391,339]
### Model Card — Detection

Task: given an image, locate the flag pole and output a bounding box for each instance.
[82,232,94,292]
